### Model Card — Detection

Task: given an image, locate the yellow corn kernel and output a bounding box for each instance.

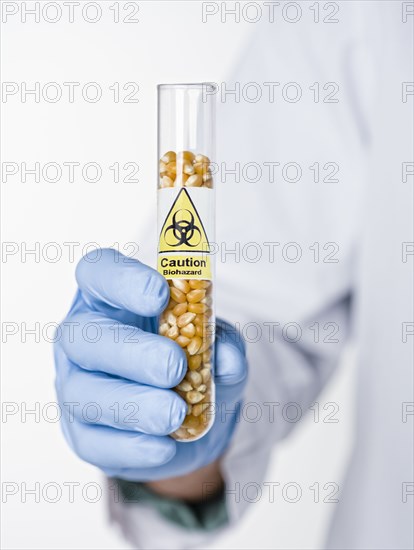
[166,161,177,177]
[188,303,207,314]
[186,390,204,404]
[202,390,211,401]
[187,289,206,303]
[198,340,211,354]
[180,323,196,338]
[160,175,174,188]
[182,161,195,175]
[189,280,211,290]
[200,368,211,384]
[170,287,187,303]
[173,302,188,316]
[200,410,211,426]
[172,427,189,439]
[188,354,202,371]
[177,312,196,328]
[176,380,192,392]
[177,150,195,163]
[159,161,168,175]
[176,335,191,348]
[203,350,212,362]
[161,151,176,164]
[193,161,209,176]
[182,414,200,429]
[187,336,202,355]
[172,279,190,294]
[192,403,210,417]
[195,154,210,164]
[166,311,177,326]
[166,325,179,339]
[186,371,202,387]
[193,313,208,326]
[159,323,169,336]
[185,174,203,187]
[202,170,212,182]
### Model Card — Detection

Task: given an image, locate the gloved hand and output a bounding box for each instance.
[54,248,247,481]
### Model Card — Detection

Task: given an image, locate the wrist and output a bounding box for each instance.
[146,458,223,502]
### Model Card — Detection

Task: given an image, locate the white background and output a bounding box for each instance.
[2,2,356,548]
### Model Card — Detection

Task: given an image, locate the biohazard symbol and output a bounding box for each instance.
[159,188,210,253]
[165,209,201,248]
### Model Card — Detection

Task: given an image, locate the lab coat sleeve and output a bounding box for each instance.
[107,292,352,549]
[219,293,352,526]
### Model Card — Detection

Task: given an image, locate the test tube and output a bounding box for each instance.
[157,83,216,441]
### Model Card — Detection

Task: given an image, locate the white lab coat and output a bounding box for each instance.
[109,2,414,548]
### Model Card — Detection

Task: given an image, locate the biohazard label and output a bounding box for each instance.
[158,254,212,279]
[158,187,213,280]
[159,188,210,253]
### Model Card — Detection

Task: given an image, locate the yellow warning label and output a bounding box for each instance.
[159,188,210,254]
[158,255,212,280]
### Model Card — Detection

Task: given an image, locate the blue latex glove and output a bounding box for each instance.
[54,248,247,481]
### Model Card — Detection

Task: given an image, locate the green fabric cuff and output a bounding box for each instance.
[116,478,228,532]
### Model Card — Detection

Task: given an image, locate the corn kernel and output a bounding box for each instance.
[187,289,206,303]
[166,325,179,339]
[189,280,211,289]
[170,287,187,303]
[188,303,207,314]
[159,323,169,336]
[161,151,176,164]
[177,312,196,328]
[176,380,192,392]
[186,391,204,404]
[195,154,210,164]
[172,279,190,294]
[187,336,202,355]
[160,175,174,188]
[192,403,210,417]
[180,323,196,338]
[186,371,202,387]
[185,174,203,187]
[177,150,195,163]
[166,161,177,176]
[166,312,177,326]
[173,302,188,316]
[182,414,200,429]
[194,162,209,176]
[182,161,195,175]
[188,354,202,371]
[200,368,211,384]
[176,335,191,348]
